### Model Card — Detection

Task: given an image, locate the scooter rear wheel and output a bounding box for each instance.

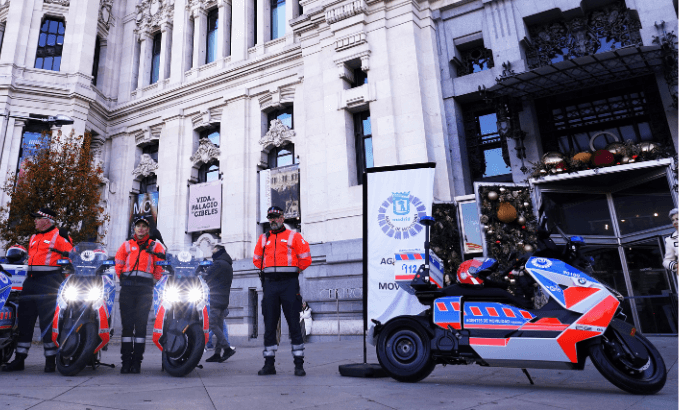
[162,323,205,377]
[376,318,435,383]
[589,330,666,394]
[56,323,98,376]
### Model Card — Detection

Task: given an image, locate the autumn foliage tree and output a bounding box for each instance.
[0,130,109,248]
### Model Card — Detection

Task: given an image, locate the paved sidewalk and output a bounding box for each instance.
[0,337,676,410]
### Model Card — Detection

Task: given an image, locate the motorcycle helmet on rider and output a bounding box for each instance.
[6,245,27,264]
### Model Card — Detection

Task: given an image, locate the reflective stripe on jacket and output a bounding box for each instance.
[115,239,165,280]
[28,227,73,267]
[253,228,311,272]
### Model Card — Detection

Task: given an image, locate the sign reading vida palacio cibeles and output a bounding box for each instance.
[188,181,222,232]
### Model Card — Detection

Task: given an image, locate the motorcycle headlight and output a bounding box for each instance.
[63,286,79,302]
[85,286,103,302]
[164,285,180,304]
[187,286,204,303]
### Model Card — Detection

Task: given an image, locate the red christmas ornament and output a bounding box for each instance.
[592,149,614,167]
[496,240,501,244]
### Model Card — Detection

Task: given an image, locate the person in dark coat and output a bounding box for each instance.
[204,245,236,362]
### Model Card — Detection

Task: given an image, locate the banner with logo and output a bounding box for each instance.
[365,163,436,336]
[187,181,222,232]
[128,192,159,239]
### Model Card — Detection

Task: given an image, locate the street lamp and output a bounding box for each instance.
[28,113,75,126]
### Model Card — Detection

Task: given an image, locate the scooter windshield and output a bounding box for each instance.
[160,247,209,278]
[64,242,112,277]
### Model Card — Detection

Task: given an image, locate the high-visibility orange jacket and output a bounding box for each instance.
[115,238,166,280]
[28,226,73,267]
[253,228,311,274]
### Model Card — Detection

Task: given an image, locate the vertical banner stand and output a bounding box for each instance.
[338,162,436,378]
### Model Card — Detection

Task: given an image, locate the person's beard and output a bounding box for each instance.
[270,220,283,231]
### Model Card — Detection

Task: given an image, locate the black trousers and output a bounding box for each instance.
[16,273,63,357]
[119,283,153,363]
[262,277,304,348]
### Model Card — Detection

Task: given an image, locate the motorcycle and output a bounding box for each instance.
[374,215,667,395]
[152,247,211,377]
[52,243,116,376]
[0,246,28,365]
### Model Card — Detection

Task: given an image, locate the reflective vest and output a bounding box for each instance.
[115,238,166,280]
[28,227,73,267]
[253,228,312,273]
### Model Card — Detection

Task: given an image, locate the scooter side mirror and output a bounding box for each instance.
[420,216,435,227]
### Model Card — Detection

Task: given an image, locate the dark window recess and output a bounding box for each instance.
[524,1,642,70]
[35,19,65,71]
[150,32,162,84]
[354,110,373,185]
[267,106,293,129]
[536,76,675,154]
[463,102,512,182]
[140,174,158,194]
[201,128,220,146]
[91,36,101,86]
[142,144,159,162]
[268,144,295,168]
[206,8,218,64]
[352,67,367,88]
[455,46,494,77]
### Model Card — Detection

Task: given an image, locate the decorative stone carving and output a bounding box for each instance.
[0,0,10,11]
[99,0,114,29]
[44,0,70,6]
[454,46,494,77]
[188,0,217,11]
[191,108,221,130]
[335,32,367,52]
[132,154,158,179]
[495,61,515,83]
[523,1,642,70]
[260,119,295,148]
[259,86,296,111]
[136,0,174,32]
[190,138,221,165]
[326,0,366,25]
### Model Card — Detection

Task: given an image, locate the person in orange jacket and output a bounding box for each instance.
[115,215,165,374]
[2,207,72,373]
[253,205,311,376]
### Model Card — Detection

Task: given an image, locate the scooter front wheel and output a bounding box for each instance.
[162,323,205,377]
[56,323,97,376]
[376,318,435,383]
[589,330,666,394]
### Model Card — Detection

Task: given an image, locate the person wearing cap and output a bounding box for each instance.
[663,208,678,275]
[2,207,72,373]
[253,205,312,376]
[115,215,166,374]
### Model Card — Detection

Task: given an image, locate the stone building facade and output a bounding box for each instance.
[0,0,676,342]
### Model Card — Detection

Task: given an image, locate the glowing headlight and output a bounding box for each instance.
[187,287,204,303]
[85,286,103,302]
[63,286,79,302]
[164,285,180,303]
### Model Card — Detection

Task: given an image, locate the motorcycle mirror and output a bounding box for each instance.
[102,260,115,266]
[419,216,435,226]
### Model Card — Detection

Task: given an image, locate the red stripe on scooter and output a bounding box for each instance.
[435,322,461,330]
[502,308,516,318]
[470,337,510,347]
[436,302,448,311]
[557,295,619,363]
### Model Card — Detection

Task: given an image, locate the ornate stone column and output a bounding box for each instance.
[192,6,208,68]
[256,0,270,45]
[218,0,232,58]
[137,31,153,89]
[231,0,255,62]
[285,0,299,36]
[159,21,173,82]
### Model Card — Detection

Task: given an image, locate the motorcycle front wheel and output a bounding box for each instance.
[376,318,436,383]
[56,323,98,376]
[162,323,205,377]
[0,337,16,364]
[589,330,666,394]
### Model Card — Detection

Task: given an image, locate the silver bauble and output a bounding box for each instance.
[499,187,506,193]
[621,156,630,164]
[523,202,530,208]
[509,279,516,285]
[523,244,534,252]
[487,229,494,235]
[517,216,526,225]
[487,191,498,201]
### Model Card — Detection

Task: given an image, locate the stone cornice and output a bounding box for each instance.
[325,0,367,25]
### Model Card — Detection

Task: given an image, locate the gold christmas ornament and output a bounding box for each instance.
[497,202,518,223]
[542,151,565,165]
[605,142,625,156]
[487,191,498,201]
[573,152,592,164]
[517,216,526,225]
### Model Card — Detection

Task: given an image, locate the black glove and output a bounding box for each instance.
[144,241,166,259]
[49,247,70,257]
[58,227,72,244]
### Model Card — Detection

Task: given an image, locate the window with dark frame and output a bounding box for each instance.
[91,36,101,86]
[150,32,161,84]
[35,18,65,71]
[198,128,220,182]
[206,8,218,64]
[201,128,220,147]
[267,106,293,129]
[352,67,367,88]
[354,111,373,185]
[463,103,512,182]
[142,143,159,162]
[140,174,158,193]
[271,0,286,40]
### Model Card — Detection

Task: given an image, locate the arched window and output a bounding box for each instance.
[199,161,220,182]
[268,144,295,168]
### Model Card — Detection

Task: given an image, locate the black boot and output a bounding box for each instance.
[257,357,276,375]
[120,362,132,374]
[219,347,236,362]
[130,361,141,374]
[205,349,222,362]
[44,356,56,373]
[2,353,27,372]
[293,357,306,377]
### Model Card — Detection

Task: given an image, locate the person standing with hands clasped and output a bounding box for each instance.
[115,216,165,374]
[663,208,678,276]
[2,208,72,372]
[204,245,236,363]
[253,206,311,376]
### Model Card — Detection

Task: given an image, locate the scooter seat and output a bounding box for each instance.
[441,284,532,310]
